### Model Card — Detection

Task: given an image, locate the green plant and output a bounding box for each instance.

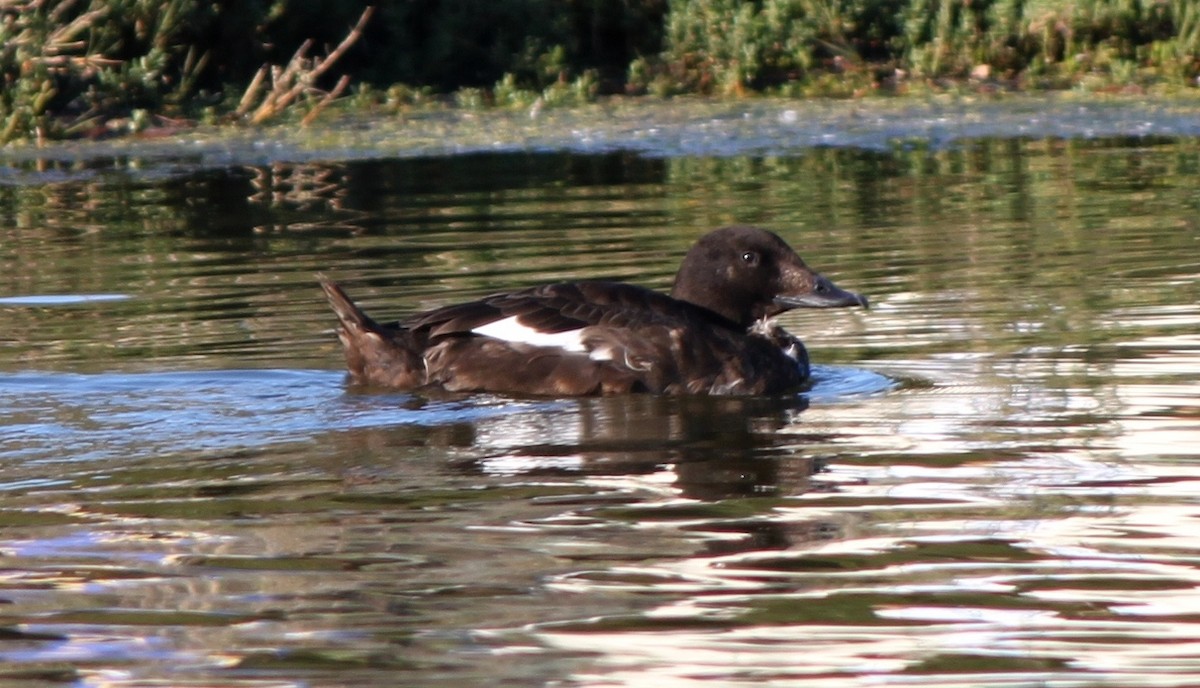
[0,0,220,141]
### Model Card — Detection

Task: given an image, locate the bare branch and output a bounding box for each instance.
[242,6,374,125]
[301,74,350,127]
[235,65,269,117]
[307,6,374,83]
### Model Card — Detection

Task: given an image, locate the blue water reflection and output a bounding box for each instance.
[0,363,890,469]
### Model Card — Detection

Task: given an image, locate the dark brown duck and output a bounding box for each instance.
[320,225,867,396]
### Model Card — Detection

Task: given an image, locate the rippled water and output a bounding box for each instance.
[2,99,1200,687]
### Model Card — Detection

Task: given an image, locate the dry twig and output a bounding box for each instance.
[241,6,374,125]
[300,74,350,127]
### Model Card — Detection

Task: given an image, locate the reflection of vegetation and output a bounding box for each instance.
[2,140,1198,372]
[664,137,1200,372]
[247,163,349,212]
[2,1,1199,143]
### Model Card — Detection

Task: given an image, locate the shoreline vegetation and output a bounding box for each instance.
[2,1,1198,145]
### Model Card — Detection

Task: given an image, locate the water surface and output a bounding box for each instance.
[2,98,1199,686]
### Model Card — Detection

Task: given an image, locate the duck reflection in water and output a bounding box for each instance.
[331,392,842,556]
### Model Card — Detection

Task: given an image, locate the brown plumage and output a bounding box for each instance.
[320,225,867,396]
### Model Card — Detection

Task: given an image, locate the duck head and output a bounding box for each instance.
[671,225,868,328]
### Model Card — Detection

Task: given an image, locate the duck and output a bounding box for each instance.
[319,225,867,396]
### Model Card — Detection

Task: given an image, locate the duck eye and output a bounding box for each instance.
[741,251,758,266]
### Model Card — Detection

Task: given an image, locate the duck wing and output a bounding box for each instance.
[399,281,703,395]
[403,281,698,338]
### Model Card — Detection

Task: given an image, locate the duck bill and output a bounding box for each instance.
[775,274,869,310]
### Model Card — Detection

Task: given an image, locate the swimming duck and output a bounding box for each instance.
[320,225,867,396]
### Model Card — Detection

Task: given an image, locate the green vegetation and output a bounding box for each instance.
[2,0,1198,143]
[654,0,1200,95]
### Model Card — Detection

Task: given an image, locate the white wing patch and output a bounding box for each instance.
[472,316,588,353]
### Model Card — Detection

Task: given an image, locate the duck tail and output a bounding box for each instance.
[318,276,426,388]
[318,276,376,332]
